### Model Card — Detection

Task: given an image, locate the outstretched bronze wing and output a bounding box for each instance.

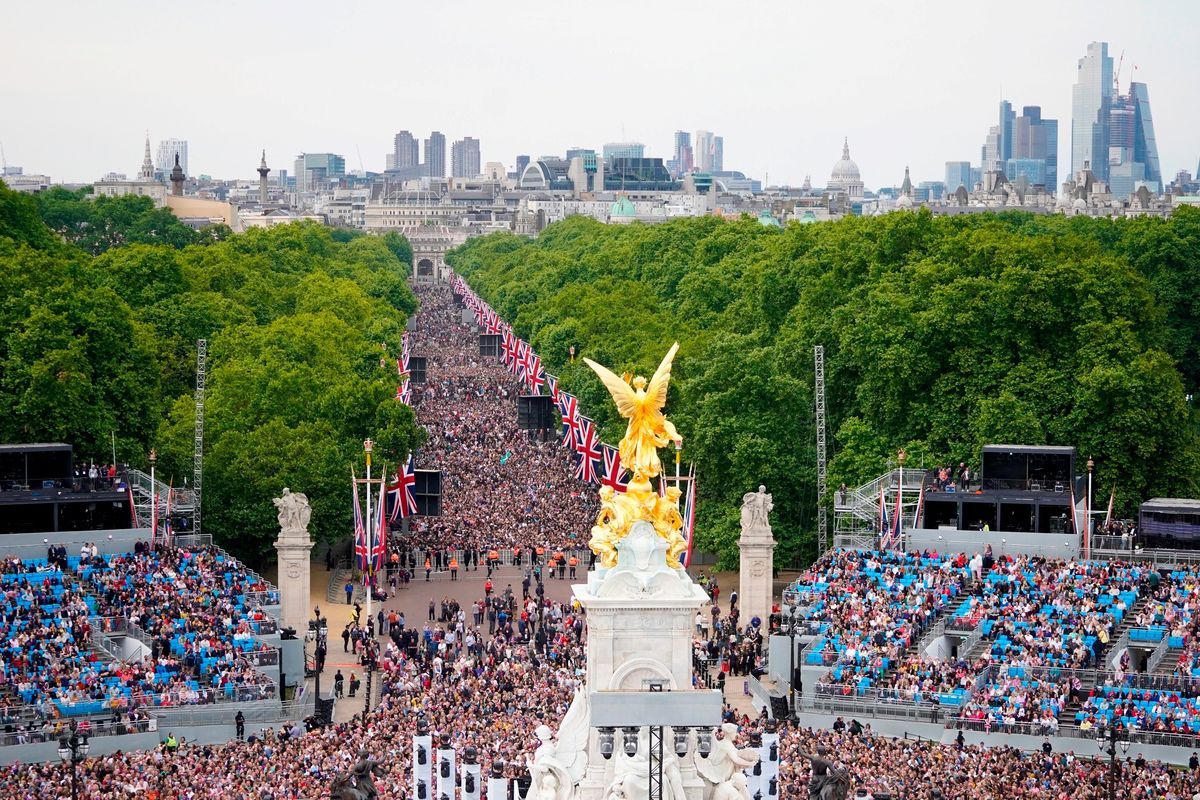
[645,342,680,412]
[582,358,639,418]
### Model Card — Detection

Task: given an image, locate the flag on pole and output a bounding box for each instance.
[396,378,411,405]
[574,418,602,483]
[890,480,903,548]
[681,467,697,568]
[387,454,418,520]
[1104,490,1115,528]
[546,374,559,404]
[372,469,388,574]
[559,393,581,450]
[165,482,173,547]
[400,332,411,375]
[527,354,545,395]
[352,469,368,573]
[151,483,158,549]
[599,445,630,493]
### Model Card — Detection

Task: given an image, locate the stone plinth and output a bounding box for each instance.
[273,489,314,636]
[737,486,776,629]
[570,522,713,800]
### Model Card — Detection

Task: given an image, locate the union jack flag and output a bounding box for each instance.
[574,417,602,484]
[387,454,419,521]
[371,474,388,575]
[396,379,412,405]
[400,332,410,375]
[599,445,629,493]
[515,340,529,381]
[352,469,368,573]
[559,393,580,450]
[546,374,559,404]
[680,467,697,568]
[527,354,546,395]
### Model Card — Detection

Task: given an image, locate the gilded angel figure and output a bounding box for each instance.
[583,342,683,485]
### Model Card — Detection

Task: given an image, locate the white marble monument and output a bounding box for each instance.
[273,488,314,635]
[737,486,776,629]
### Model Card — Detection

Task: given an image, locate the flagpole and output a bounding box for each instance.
[897,449,906,551]
[364,438,374,629]
[674,440,682,493]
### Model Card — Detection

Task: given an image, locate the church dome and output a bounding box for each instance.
[830,138,861,184]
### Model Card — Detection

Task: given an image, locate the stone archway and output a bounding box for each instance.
[417,258,434,277]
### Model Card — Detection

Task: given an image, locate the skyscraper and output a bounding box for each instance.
[393,131,420,170]
[712,136,724,173]
[515,155,530,177]
[156,139,188,178]
[1012,106,1059,189]
[424,132,446,177]
[945,161,972,193]
[293,153,345,192]
[1108,82,1162,195]
[672,131,693,177]
[451,137,481,178]
[1072,41,1114,181]
[998,101,1015,163]
[693,130,714,172]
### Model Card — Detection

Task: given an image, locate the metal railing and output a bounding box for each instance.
[0,716,155,747]
[1147,632,1174,673]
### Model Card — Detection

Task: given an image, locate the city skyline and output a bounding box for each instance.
[1,1,1197,186]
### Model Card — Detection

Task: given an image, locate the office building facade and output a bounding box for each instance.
[156,139,188,178]
[671,131,693,178]
[424,131,446,178]
[451,137,481,179]
[1072,41,1114,181]
[602,142,645,161]
[945,161,973,193]
[293,152,346,192]
[393,131,420,170]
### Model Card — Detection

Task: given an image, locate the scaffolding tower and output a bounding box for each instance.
[814,345,828,555]
[193,339,207,538]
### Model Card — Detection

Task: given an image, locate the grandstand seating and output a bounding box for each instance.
[0,545,277,730]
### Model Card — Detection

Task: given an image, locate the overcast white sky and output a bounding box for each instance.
[2,0,1196,187]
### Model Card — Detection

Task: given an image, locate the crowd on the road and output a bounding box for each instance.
[401,283,597,556]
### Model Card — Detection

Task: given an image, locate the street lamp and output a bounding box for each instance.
[57,723,90,800]
[148,448,158,548]
[569,345,575,364]
[1096,725,1130,800]
[1086,455,1095,559]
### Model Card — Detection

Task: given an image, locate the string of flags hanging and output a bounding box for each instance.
[450,271,698,567]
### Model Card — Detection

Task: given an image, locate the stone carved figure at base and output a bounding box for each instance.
[798,746,850,800]
[694,724,760,800]
[740,486,773,531]
[274,487,311,532]
[527,689,590,800]
[604,728,686,800]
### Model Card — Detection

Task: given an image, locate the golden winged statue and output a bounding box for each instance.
[583,342,682,487]
[583,343,689,569]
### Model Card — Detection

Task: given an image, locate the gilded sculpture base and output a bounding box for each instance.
[589,476,687,571]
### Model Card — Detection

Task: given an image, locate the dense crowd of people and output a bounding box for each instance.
[788,549,969,693]
[403,283,598,555]
[0,543,277,744]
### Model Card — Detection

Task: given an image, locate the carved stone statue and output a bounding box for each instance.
[740,486,773,530]
[798,746,850,800]
[694,723,760,800]
[604,728,686,800]
[527,689,590,800]
[273,488,311,532]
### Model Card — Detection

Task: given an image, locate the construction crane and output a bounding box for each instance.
[1114,49,1125,96]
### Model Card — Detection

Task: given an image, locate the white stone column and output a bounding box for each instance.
[273,489,314,636]
[738,485,777,629]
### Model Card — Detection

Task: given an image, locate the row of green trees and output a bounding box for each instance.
[447,208,1200,567]
[0,182,423,562]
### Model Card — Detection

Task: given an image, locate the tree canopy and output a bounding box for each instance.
[447,208,1200,567]
[0,181,420,562]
